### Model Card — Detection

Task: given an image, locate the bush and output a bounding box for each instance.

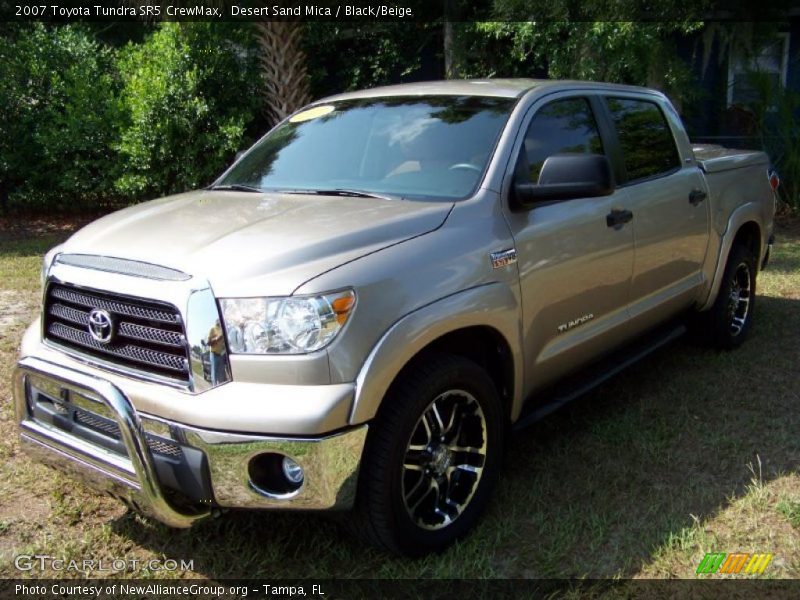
[741,71,800,212]
[0,24,122,212]
[114,23,261,200]
[304,23,432,96]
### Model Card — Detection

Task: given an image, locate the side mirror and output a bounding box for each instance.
[514,154,614,207]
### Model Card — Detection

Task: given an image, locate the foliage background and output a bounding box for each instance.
[0,18,796,214]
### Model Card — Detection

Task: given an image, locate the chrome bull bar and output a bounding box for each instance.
[14,356,209,528]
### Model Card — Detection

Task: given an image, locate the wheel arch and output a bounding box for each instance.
[731,220,762,261]
[700,203,765,312]
[350,283,524,426]
[404,325,514,423]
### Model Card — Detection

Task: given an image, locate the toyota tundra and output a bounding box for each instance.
[13,79,776,556]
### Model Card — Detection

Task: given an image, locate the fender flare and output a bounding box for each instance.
[350,283,524,425]
[700,202,765,311]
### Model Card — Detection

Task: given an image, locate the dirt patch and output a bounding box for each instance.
[0,216,98,243]
[775,211,800,236]
[0,490,52,568]
[0,290,38,340]
[0,489,51,524]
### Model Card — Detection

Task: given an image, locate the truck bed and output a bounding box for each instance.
[692,144,770,174]
[692,144,774,252]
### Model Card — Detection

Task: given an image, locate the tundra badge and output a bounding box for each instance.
[490,248,517,269]
[557,314,594,334]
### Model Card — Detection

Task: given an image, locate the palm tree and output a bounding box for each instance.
[255,21,311,125]
[130,1,311,125]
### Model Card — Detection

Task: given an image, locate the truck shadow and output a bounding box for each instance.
[108,289,800,579]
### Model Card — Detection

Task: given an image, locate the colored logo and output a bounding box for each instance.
[696,552,773,575]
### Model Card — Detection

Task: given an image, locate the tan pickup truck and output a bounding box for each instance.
[14,79,776,556]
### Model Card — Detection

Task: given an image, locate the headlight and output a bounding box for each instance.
[220,290,355,354]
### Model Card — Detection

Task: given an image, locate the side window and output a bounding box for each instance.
[522,98,604,183]
[605,97,680,182]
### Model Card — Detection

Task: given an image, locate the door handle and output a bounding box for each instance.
[689,189,707,205]
[606,209,633,229]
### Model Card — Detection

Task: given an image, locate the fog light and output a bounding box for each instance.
[281,456,304,485]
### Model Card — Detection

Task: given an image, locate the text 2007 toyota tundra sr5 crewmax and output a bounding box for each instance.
[14,80,776,556]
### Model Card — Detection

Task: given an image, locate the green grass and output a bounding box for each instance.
[0,220,799,580]
[777,498,800,529]
[0,235,65,293]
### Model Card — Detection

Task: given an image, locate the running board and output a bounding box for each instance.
[513,323,686,432]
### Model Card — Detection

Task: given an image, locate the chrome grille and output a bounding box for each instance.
[75,407,120,437]
[44,283,190,383]
[147,437,184,458]
[118,322,184,347]
[55,254,191,281]
[50,286,179,323]
[74,407,183,459]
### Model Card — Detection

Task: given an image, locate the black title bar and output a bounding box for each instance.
[2,0,800,23]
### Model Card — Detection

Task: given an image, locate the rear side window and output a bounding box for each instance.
[605,98,680,182]
[522,98,604,182]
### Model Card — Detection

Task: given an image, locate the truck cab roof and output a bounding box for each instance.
[320,78,665,102]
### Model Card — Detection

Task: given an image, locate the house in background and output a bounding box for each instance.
[680,18,800,151]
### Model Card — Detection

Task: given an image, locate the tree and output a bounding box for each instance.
[255,21,311,125]
[127,1,310,129]
[0,24,122,212]
[304,22,444,99]
[114,23,261,199]
[464,21,703,107]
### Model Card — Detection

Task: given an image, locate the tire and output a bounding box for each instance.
[691,244,757,349]
[349,352,504,557]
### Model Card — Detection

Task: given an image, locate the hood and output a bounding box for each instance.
[61,190,453,297]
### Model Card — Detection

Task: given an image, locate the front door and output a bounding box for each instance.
[502,95,635,396]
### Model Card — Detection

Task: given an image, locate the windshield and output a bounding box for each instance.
[217,95,515,200]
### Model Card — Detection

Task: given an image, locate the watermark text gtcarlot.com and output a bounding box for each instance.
[14,554,193,573]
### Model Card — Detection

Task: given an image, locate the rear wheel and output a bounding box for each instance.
[350,353,504,556]
[691,244,757,349]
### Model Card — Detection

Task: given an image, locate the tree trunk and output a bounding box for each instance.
[0,182,8,215]
[444,21,456,79]
[255,21,312,126]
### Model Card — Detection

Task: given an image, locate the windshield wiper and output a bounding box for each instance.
[284,188,396,201]
[208,184,264,193]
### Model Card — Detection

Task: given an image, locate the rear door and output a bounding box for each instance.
[600,96,710,331]
[502,94,635,394]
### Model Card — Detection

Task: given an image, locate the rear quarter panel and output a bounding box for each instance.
[697,151,775,309]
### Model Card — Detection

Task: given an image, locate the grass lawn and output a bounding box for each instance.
[0,216,798,581]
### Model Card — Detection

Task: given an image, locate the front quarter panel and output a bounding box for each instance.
[349,282,524,425]
[293,190,524,423]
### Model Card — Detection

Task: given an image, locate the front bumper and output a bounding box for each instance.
[13,356,368,527]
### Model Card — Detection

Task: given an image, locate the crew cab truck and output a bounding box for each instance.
[14,80,775,556]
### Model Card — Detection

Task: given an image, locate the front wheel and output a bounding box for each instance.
[350,353,504,556]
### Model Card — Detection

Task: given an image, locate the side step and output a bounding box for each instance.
[513,322,686,432]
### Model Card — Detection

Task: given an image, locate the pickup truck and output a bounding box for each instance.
[14,79,776,557]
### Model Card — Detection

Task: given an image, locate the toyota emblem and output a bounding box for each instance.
[87,308,114,344]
